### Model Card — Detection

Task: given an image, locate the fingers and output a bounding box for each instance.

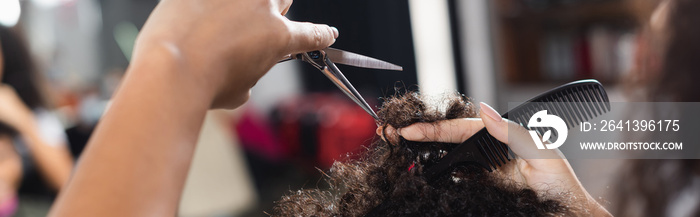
[376,125,401,145]
[479,102,562,159]
[285,21,338,54]
[399,118,485,144]
[387,102,560,160]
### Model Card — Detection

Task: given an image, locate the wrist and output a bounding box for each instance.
[129,41,218,108]
[131,37,254,109]
[584,196,611,216]
[566,183,610,216]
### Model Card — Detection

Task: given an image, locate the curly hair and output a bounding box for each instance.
[272,92,574,216]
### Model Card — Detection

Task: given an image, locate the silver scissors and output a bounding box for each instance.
[278,48,403,121]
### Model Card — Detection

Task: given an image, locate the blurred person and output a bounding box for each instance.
[273,92,609,216]
[612,0,700,216]
[0,26,74,216]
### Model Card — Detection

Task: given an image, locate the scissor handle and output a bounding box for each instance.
[281,49,380,122]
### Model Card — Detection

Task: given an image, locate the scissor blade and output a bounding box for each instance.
[324,48,403,71]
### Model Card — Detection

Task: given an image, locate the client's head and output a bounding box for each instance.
[272,92,574,216]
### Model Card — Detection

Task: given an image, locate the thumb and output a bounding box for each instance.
[479,102,561,160]
[286,22,339,54]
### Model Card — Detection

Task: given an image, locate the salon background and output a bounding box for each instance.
[1,0,692,216]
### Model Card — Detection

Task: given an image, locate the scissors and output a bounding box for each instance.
[278,48,403,121]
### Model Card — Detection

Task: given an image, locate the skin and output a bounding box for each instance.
[384,102,611,216]
[49,0,337,216]
[0,41,74,192]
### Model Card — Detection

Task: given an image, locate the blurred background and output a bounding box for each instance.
[0,0,680,216]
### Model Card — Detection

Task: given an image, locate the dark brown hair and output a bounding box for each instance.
[0,26,47,109]
[625,0,700,102]
[272,92,573,216]
[649,0,700,102]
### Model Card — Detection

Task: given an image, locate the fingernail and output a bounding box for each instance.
[330,26,339,38]
[480,102,502,122]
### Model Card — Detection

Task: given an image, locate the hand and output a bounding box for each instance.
[390,102,610,215]
[0,85,36,132]
[134,0,339,108]
[49,1,338,215]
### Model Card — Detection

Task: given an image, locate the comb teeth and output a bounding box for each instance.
[479,133,508,168]
[507,82,610,132]
[423,129,512,180]
[424,79,610,181]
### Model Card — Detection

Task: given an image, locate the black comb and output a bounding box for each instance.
[422,79,610,180]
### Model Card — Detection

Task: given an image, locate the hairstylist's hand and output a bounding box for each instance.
[134,0,338,108]
[51,1,337,216]
[395,102,611,216]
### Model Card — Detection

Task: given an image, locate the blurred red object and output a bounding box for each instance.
[273,93,377,169]
[234,107,285,162]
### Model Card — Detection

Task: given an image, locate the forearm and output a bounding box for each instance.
[49,45,214,216]
[588,200,612,217]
